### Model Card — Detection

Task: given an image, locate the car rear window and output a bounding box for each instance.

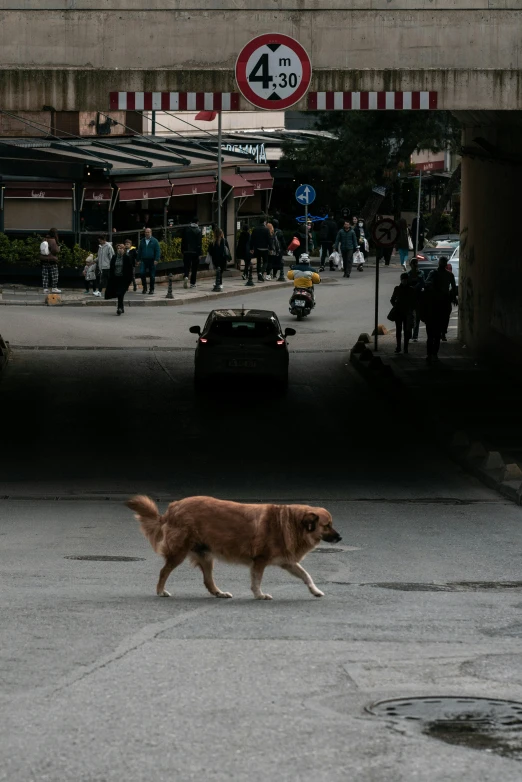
[209,320,278,338]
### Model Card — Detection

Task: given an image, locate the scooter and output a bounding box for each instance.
[289,287,315,320]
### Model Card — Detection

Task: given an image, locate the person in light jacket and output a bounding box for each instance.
[137,227,161,295]
[96,234,115,297]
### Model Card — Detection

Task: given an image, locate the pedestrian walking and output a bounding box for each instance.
[40,228,61,294]
[137,227,161,295]
[271,219,286,281]
[265,222,281,280]
[104,243,134,315]
[249,218,271,282]
[124,238,138,292]
[318,213,338,271]
[427,255,458,344]
[82,254,99,294]
[208,228,231,292]
[390,273,416,353]
[374,215,393,266]
[290,227,307,264]
[334,221,358,278]
[395,218,410,269]
[351,216,361,243]
[96,234,114,297]
[407,257,426,341]
[236,223,250,279]
[181,217,203,289]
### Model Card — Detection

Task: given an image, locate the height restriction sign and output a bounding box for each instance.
[235,34,312,111]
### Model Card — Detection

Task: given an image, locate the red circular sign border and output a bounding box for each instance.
[372,218,399,248]
[235,33,312,111]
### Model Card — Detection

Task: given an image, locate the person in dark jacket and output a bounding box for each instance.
[271,219,286,281]
[105,243,134,315]
[426,255,457,358]
[249,218,271,281]
[236,223,250,278]
[290,228,307,265]
[181,217,203,289]
[390,273,416,353]
[395,218,410,269]
[208,228,230,292]
[334,221,358,278]
[124,238,138,292]
[318,213,338,271]
[137,227,161,294]
[407,257,426,341]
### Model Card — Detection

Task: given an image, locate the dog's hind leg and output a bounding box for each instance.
[191,554,233,598]
[281,563,324,597]
[156,551,187,597]
[250,559,272,600]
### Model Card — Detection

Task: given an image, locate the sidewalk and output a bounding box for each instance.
[351,328,522,504]
[0,270,294,307]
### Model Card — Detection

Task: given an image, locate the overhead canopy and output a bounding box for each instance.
[170,175,216,197]
[243,171,273,191]
[83,185,113,202]
[3,181,74,199]
[116,179,172,202]
[221,174,255,199]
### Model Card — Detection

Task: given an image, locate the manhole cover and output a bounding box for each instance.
[367,697,522,727]
[367,581,522,592]
[64,555,145,562]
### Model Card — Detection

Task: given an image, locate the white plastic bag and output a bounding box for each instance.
[329,250,341,269]
[40,240,49,256]
[353,249,365,266]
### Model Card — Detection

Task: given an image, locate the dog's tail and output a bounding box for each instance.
[127,495,164,554]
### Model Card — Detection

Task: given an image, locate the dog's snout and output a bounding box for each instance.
[333,534,342,543]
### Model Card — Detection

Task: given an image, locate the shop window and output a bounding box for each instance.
[4,200,73,232]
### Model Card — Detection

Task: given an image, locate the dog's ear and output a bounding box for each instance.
[302,512,319,532]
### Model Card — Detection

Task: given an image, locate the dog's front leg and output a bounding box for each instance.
[250,559,272,600]
[281,562,324,597]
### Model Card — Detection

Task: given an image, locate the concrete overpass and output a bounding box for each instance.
[0,1,521,111]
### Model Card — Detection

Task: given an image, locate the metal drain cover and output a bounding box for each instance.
[367,697,522,727]
[65,555,145,562]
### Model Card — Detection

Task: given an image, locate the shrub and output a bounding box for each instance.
[0,233,89,268]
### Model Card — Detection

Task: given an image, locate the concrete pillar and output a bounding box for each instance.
[458,111,522,365]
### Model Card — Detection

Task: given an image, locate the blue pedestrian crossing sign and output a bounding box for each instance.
[295,184,316,206]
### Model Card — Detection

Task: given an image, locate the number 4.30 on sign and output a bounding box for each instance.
[235,34,312,111]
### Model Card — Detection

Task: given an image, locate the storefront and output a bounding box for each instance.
[1,181,75,235]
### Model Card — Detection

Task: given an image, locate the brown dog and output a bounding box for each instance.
[127,495,341,600]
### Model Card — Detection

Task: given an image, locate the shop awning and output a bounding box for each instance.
[170,175,216,197]
[221,174,255,198]
[116,179,172,201]
[3,181,74,199]
[83,185,113,202]
[242,171,274,191]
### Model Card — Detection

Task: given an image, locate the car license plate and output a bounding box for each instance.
[294,300,306,307]
[228,359,256,368]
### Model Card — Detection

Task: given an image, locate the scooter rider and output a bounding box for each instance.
[287,253,321,301]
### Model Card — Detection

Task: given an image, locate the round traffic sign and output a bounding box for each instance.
[372,218,399,248]
[295,184,316,206]
[235,34,312,111]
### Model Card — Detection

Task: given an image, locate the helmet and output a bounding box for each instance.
[300,253,310,262]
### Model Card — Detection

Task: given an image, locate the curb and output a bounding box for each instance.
[0,280,290,308]
[350,346,522,505]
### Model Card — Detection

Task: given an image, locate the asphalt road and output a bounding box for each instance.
[1,269,522,781]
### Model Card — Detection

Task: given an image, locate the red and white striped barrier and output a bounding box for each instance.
[308,91,438,110]
[109,92,240,111]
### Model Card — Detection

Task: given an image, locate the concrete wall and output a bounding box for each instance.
[458,111,522,364]
[0,3,522,110]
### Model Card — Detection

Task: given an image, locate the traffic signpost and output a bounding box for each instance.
[295,184,316,253]
[235,34,312,111]
[372,217,399,351]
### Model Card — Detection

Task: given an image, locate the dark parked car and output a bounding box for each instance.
[189,308,295,392]
[415,235,460,278]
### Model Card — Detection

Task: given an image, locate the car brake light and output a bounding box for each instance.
[276,339,285,346]
[199,337,208,344]
[417,255,425,260]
